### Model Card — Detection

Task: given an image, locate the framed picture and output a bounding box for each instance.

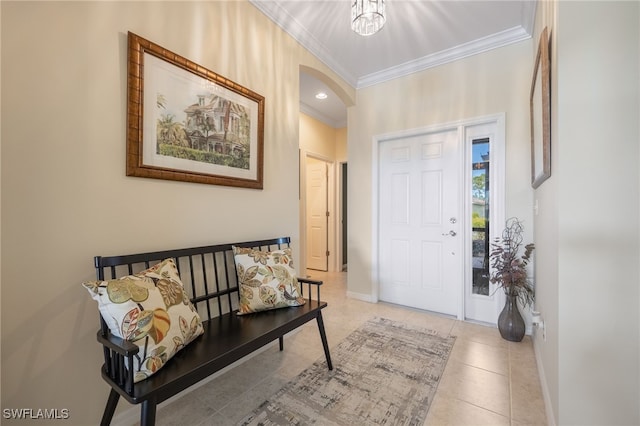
[530,27,551,189]
[127,32,264,189]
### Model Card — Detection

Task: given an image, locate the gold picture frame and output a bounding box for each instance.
[127,32,264,189]
[530,27,551,189]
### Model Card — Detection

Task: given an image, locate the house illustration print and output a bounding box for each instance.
[156,93,251,170]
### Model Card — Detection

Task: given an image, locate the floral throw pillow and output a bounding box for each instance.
[232,246,305,315]
[83,258,204,383]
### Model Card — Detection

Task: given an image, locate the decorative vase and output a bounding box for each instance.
[497,293,525,342]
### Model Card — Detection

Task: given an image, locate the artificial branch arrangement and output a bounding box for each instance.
[489,217,535,307]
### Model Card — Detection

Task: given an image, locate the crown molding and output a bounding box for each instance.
[357,26,532,88]
[250,0,358,87]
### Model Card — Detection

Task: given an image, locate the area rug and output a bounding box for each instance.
[238,317,456,426]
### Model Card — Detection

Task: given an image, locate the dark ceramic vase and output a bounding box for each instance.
[498,293,525,342]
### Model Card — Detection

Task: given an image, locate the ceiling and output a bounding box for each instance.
[250,1,537,128]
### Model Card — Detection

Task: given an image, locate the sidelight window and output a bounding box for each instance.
[471,138,490,296]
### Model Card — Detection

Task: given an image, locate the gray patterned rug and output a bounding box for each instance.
[239,317,455,426]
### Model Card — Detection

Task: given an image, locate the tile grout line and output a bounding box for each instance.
[446,395,512,422]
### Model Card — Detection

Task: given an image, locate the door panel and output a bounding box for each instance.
[420,241,442,290]
[378,130,461,315]
[422,170,442,224]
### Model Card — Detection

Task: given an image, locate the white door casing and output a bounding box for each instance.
[373,115,505,321]
[306,157,329,271]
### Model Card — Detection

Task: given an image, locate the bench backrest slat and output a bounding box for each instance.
[212,253,221,317]
[223,251,233,313]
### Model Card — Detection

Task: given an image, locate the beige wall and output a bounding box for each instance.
[531,0,560,423]
[555,2,639,424]
[534,2,640,425]
[0,2,350,423]
[335,127,347,163]
[299,112,347,162]
[533,2,640,425]
[347,41,534,299]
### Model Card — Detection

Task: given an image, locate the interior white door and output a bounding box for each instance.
[306,157,328,271]
[378,129,461,315]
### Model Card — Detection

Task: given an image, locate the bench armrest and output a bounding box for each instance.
[96,331,138,395]
[96,331,140,356]
[298,277,323,286]
[297,277,323,302]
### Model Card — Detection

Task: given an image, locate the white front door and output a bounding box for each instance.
[378,129,461,315]
[306,157,328,271]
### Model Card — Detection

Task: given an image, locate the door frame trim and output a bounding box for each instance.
[336,161,348,272]
[371,114,505,320]
[300,150,335,272]
[461,115,506,323]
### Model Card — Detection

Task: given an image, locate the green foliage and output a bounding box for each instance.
[472,212,486,228]
[157,115,189,148]
[158,144,250,169]
[473,173,486,198]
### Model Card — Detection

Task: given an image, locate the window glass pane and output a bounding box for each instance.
[472,139,490,296]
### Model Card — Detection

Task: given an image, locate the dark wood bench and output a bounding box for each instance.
[91,237,333,425]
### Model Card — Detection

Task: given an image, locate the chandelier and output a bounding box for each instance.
[351,0,386,36]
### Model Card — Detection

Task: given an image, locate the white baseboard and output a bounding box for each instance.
[533,335,557,426]
[346,291,376,303]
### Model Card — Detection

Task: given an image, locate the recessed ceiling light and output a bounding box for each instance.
[315,92,328,100]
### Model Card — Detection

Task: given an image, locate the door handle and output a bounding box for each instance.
[442,230,457,237]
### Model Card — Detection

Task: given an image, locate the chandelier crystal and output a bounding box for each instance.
[351,0,386,36]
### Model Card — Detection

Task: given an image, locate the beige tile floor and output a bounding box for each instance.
[151,270,548,426]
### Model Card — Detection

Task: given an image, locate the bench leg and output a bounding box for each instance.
[100,389,120,426]
[279,336,284,351]
[140,399,157,426]
[316,311,333,370]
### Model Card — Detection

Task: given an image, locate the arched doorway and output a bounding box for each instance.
[298,66,354,273]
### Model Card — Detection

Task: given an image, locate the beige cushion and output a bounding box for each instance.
[83,258,204,382]
[232,246,305,315]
